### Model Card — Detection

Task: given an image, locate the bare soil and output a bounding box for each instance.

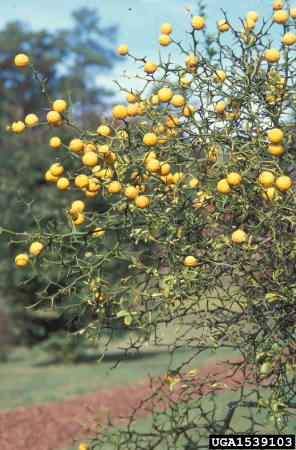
[0,361,250,450]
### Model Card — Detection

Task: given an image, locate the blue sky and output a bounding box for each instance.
[0,0,287,102]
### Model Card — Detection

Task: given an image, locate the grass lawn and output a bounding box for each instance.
[0,341,235,411]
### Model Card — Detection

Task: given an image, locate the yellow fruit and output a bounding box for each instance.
[93,228,105,237]
[135,195,150,208]
[184,255,196,267]
[171,95,185,107]
[217,179,232,194]
[117,45,129,55]
[184,55,198,68]
[259,171,275,188]
[160,23,172,35]
[67,208,79,221]
[191,16,205,30]
[262,187,276,200]
[30,242,43,255]
[104,152,116,165]
[228,100,239,109]
[227,172,241,186]
[232,230,246,244]
[51,117,63,128]
[14,54,29,68]
[165,115,179,128]
[50,137,61,148]
[83,142,97,154]
[47,111,61,125]
[268,128,283,144]
[78,442,89,450]
[273,10,288,23]
[213,70,226,82]
[217,20,229,32]
[189,178,199,188]
[215,102,226,112]
[268,144,283,155]
[108,181,122,194]
[50,163,63,176]
[53,99,67,114]
[158,136,169,145]
[12,121,25,133]
[75,174,89,189]
[45,170,58,182]
[72,200,85,212]
[73,213,85,225]
[153,123,164,134]
[93,167,113,179]
[84,189,98,198]
[246,11,259,21]
[161,173,174,184]
[98,144,109,156]
[144,151,157,161]
[157,162,171,176]
[57,178,69,190]
[25,114,38,126]
[166,129,178,138]
[70,139,84,152]
[15,254,29,267]
[182,105,195,118]
[291,8,296,18]
[158,35,171,46]
[158,88,173,103]
[265,49,281,63]
[88,179,100,192]
[125,186,138,199]
[97,125,110,136]
[273,0,284,9]
[94,293,105,305]
[146,159,160,173]
[276,175,291,191]
[150,94,159,105]
[112,105,127,120]
[131,172,146,184]
[179,77,190,89]
[173,172,186,184]
[126,92,137,103]
[143,132,158,147]
[163,374,173,383]
[282,32,296,45]
[244,19,255,30]
[127,104,138,117]
[228,112,240,120]
[144,61,157,74]
[82,152,98,167]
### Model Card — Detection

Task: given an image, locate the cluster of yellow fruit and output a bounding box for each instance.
[163,374,173,384]
[12,5,295,268]
[118,16,205,53]
[14,199,105,266]
[15,241,43,267]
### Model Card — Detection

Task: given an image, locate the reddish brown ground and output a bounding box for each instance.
[0,361,252,450]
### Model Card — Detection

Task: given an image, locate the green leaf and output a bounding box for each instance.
[269,70,281,83]
[124,316,132,325]
[117,310,130,318]
[260,363,269,374]
[170,378,180,391]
